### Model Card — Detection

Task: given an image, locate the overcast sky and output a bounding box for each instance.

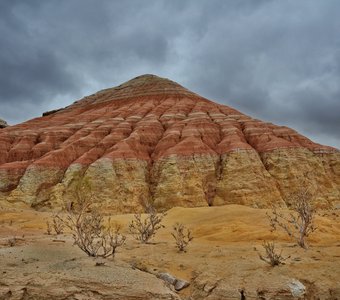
[0,0,339,149]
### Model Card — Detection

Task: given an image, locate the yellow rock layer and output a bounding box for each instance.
[1,148,339,212]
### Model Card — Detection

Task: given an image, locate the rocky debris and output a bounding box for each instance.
[0,74,339,211]
[157,272,190,291]
[0,118,8,128]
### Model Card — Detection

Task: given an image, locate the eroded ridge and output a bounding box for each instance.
[0,75,339,211]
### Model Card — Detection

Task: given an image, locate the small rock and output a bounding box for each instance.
[174,279,190,291]
[158,272,177,285]
[157,272,190,291]
[288,279,305,298]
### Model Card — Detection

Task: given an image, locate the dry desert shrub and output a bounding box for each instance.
[46,221,52,235]
[54,179,126,258]
[46,214,65,235]
[171,223,193,252]
[129,208,165,244]
[258,241,290,266]
[6,236,25,247]
[267,188,316,249]
[61,201,126,258]
[7,237,17,247]
[52,214,65,234]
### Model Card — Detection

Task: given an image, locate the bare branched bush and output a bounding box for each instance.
[7,237,17,247]
[258,241,289,266]
[106,224,127,257]
[267,188,316,249]
[171,223,193,252]
[52,214,65,234]
[46,214,65,235]
[129,209,165,244]
[61,201,126,258]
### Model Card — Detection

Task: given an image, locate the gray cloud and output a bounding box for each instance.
[0,0,339,149]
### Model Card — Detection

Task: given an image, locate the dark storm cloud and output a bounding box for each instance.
[181,0,340,148]
[0,0,177,122]
[0,0,339,148]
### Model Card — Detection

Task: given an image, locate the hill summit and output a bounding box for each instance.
[0,74,339,211]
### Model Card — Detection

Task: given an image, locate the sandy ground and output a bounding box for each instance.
[0,204,339,299]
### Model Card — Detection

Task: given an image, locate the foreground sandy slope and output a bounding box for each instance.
[0,204,339,299]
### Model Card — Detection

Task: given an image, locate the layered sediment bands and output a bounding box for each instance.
[152,155,219,210]
[81,159,150,213]
[0,161,30,193]
[215,150,284,208]
[0,74,339,211]
[260,149,340,208]
[5,165,65,207]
